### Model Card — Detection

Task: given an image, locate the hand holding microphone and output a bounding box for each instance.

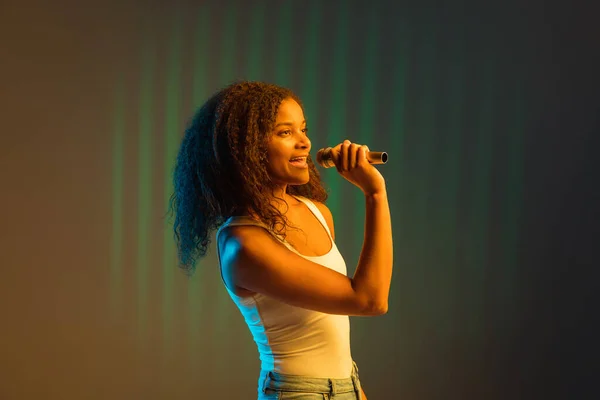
[316,146,388,168]
[316,140,387,196]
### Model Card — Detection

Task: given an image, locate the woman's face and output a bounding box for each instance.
[265,97,312,187]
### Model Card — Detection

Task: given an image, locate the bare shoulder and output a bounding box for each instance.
[312,200,335,240]
[217,222,382,316]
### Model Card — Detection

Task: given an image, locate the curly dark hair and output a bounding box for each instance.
[169,81,329,276]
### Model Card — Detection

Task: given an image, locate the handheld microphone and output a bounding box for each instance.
[316,147,388,168]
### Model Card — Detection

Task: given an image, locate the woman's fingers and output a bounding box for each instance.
[341,140,350,171]
[343,140,364,170]
[333,139,365,171]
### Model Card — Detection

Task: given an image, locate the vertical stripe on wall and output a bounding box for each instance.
[498,78,526,352]
[274,1,293,87]
[439,24,465,339]
[136,23,155,351]
[217,3,237,85]
[468,55,496,359]
[414,14,438,346]
[110,76,125,319]
[162,8,184,361]
[246,2,266,82]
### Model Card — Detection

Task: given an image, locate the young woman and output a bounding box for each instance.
[171,81,393,399]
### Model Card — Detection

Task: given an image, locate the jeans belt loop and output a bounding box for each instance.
[261,371,273,393]
[328,378,337,396]
[351,373,361,396]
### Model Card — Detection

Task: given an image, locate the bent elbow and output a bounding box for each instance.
[374,302,388,315]
[364,300,388,316]
[354,291,388,316]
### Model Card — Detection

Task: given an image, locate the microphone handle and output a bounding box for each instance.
[316,147,388,168]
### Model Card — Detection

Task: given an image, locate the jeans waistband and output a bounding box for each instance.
[260,360,362,397]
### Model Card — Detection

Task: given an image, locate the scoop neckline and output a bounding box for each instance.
[286,195,334,258]
[225,197,335,258]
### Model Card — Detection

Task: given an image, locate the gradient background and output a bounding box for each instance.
[1,0,598,399]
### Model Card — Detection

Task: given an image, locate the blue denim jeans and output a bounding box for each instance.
[257,361,363,400]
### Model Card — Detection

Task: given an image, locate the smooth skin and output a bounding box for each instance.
[220,98,388,400]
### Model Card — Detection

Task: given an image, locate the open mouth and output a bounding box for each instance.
[289,156,308,168]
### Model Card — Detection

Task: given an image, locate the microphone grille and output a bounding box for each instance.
[316,147,335,168]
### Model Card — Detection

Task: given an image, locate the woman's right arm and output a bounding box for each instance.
[351,188,393,313]
[219,189,392,316]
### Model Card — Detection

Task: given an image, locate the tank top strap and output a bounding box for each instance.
[216,216,288,245]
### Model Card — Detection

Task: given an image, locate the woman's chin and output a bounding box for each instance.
[289,177,310,186]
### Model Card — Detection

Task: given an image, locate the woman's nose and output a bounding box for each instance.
[298,139,310,150]
[298,133,310,148]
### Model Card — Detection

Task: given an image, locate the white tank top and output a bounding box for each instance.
[215,195,353,378]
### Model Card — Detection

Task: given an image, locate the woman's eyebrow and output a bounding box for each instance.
[274,120,306,128]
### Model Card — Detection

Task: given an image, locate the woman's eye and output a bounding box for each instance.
[278,128,308,136]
